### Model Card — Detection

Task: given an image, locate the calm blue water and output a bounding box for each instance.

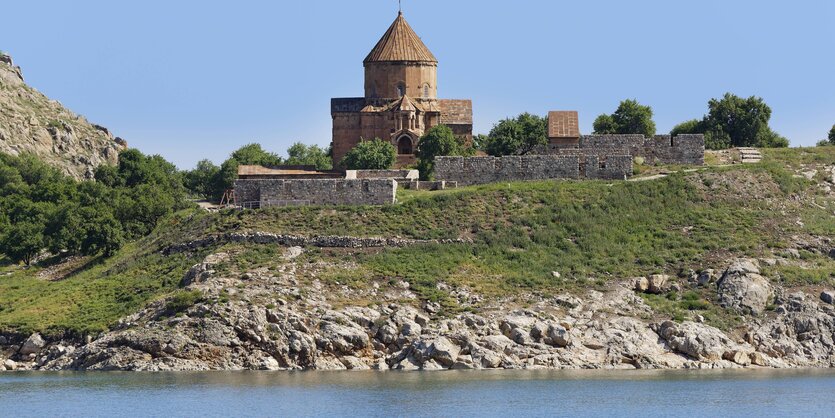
[1,369,834,417]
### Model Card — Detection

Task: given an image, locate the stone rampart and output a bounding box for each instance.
[545,134,705,165]
[234,179,396,207]
[434,155,583,186]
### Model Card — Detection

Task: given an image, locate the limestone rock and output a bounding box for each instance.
[19,333,46,355]
[647,274,671,294]
[0,55,125,179]
[425,337,460,367]
[657,321,739,362]
[633,277,649,292]
[716,260,772,315]
[821,291,835,305]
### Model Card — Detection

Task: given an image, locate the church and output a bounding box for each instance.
[330,12,473,167]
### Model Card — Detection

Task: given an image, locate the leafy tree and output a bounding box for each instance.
[670,119,702,137]
[416,125,471,180]
[472,134,489,151]
[484,113,547,156]
[229,143,283,167]
[593,99,656,136]
[829,124,835,145]
[671,93,789,149]
[93,164,122,187]
[0,150,186,263]
[285,142,332,170]
[203,143,285,202]
[79,207,124,257]
[341,139,397,170]
[45,203,85,255]
[0,221,45,266]
[592,114,618,134]
[183,159,220,199]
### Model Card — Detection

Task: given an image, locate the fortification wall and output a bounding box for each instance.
[434,155,582,186]
[583,155,634,180]
[234,179,396,207]
[345,169,419,181]
[545,134,704,165]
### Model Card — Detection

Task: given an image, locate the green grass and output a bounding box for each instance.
[0,215,205,336]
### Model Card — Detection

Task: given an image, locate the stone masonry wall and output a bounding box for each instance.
[234,179,396,207]
[545,134,705,166]
[434,155,582,186]
[345,170,419,180]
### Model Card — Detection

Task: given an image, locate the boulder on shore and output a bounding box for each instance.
[19,333,46,355]
[716,260,772,315]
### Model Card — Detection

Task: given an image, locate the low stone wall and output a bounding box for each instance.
[403,180,458,191]
[162,232,471,255]
[435,155,638,186]
[545,134,705,166]
[234,178,396,207]
[345,169,419,181]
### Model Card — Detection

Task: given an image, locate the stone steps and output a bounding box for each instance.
[737,147,762,164]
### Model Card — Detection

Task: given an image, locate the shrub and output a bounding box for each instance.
[166,290,204,314]
[341,138,397,170]
[416,125,471,180]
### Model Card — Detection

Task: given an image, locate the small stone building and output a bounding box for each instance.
[330,12,473,168]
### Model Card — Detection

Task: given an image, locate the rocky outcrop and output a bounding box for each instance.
[716,260,772,315]
[0,53,125,179]
[2,250,835,372]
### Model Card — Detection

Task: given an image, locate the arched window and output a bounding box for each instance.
[397,135,413,155]
[423,84,430,98]
[396,84,405,97]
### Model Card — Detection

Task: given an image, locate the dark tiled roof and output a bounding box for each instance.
[364,12,437,64]
[548,111,580,138]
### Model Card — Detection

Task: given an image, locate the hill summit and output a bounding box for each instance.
[0,52,125,179]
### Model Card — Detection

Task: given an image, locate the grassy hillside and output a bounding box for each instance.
[1,147,833,335]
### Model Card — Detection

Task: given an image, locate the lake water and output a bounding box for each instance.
[1,369,834,417]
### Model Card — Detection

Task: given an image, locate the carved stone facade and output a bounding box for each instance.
[331,12,473,167]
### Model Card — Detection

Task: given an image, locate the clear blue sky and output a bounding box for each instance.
[3,0,834,169]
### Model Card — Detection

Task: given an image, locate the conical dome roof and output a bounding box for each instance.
[364,12,437,64]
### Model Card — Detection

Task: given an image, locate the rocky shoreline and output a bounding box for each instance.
[2,248,835,372]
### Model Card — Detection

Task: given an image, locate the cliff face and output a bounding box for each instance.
[0,53,125,179]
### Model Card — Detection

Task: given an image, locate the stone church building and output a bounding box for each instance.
[331,12,473,167]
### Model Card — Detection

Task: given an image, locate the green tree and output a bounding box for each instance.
[592,114,618,134]
[593,99,656,136]
[206,143,285,202]
[670,119,702,137]
[229,143,283,167]
[0,221,45,266]
[416,125,470,180]
[285,142,332,170]
[341,139,397,170]
[93,164,122,187]
[829,124,835,145]
[472,134,489,151]
[183,159,220,199]
[484,113,547,156]
[671,93,789,149]
[79,207,124,257]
